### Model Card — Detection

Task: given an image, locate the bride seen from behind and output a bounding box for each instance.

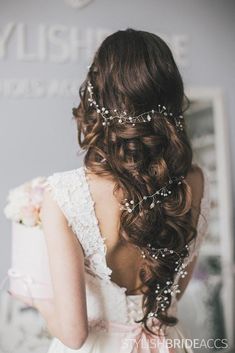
[17,28,210,353]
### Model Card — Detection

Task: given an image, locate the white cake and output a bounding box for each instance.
[8,221,54,299]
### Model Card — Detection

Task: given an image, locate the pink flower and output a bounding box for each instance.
[4,176,47,227]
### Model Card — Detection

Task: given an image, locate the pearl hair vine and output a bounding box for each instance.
[87,80,184,131]
[120,175,184,213]
[120,173,188,319]
[139,243,190,318]
[86,76,188,321]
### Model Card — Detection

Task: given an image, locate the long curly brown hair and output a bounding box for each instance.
[72,28,196,334]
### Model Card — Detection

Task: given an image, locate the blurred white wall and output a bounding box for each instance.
[0,0,234,282]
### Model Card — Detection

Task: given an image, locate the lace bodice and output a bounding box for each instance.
[46,165,210,329]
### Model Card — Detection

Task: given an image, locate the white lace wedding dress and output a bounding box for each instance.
[46,165,210,353]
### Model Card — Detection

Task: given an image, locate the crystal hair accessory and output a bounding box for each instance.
[121,173,188,318]
[139,243,190,319]
[87,80,184,131]
[120,175,184,213]
[86,77,188,320]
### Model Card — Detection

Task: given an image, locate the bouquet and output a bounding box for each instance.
[4,177,46,227]
[3,177,54,300]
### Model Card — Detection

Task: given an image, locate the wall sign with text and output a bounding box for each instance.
[0,22,190,98]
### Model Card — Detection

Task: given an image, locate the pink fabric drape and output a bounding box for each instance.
[106,321,175,353]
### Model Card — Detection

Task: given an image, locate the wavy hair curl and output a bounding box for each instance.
[72,28,196,334]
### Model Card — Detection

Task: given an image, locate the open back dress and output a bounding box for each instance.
[46,164,210,353]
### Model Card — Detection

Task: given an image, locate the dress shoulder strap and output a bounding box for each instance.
[46,168,85,243]
[45,166,112,281]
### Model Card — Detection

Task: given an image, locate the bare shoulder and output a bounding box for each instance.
[185,163,205,210]
[40,187,65,226]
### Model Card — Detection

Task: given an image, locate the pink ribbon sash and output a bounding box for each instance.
[106,320,175,353]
